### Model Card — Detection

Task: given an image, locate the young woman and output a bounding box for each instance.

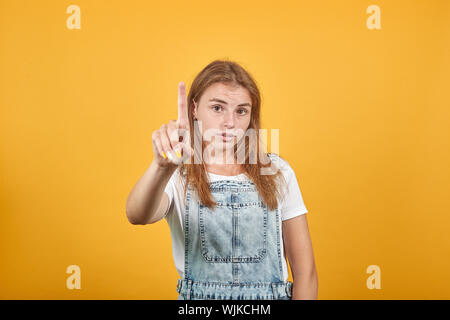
[126,60,318,300]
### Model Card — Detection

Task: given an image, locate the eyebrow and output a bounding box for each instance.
[208,98,252,108]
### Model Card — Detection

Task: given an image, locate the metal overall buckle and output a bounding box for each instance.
[176,279,182,293]
[286,281,293,298]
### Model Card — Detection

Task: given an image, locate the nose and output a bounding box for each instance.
[223,110,235,129]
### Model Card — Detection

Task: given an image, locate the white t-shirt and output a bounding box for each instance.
[161,154,308,281]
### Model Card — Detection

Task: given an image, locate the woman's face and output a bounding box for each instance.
[193,82,252,152]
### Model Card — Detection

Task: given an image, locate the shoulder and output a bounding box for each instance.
[267,152,287,165]
[267,153,294,177]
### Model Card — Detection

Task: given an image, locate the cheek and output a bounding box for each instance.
[238,118,252,135]
[245,117,251,128]
[197,121,220,140]
[200,116,221,132]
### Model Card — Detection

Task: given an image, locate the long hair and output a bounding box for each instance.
[179,59,287,211]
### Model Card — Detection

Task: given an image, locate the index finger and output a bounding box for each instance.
[176,81,189,129]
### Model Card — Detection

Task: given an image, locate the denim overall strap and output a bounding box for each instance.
[176,179,292,300]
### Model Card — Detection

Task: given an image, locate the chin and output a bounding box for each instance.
[215,143,234,149]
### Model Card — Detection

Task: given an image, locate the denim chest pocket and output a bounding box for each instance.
[198,201,268,263]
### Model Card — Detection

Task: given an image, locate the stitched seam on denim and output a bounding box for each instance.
[180,279,288,299]
[184,189,190,280]
[276,207,284,279]
[181,280,287,287]
[210,187,256,193]
[201,201,264,208]
[232,196,238,283]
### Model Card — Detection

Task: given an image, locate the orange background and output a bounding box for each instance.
[1,0,449,299]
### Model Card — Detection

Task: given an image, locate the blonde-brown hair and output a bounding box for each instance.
[179,59,287,211]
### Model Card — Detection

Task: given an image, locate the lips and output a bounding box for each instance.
[217,132,235,142]
[219,132,235,137]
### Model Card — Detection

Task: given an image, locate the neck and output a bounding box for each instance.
[204,163,245,176]
[203,147,244,176]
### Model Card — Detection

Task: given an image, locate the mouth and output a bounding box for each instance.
[217,132,236,142]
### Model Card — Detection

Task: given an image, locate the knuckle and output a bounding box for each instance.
[161,139,169,148]
[160,130,168,141]
[167,130,178,142]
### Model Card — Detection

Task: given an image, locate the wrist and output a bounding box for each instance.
[149,158,176,177]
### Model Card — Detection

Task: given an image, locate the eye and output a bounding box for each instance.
[212,105,223,112]
[237,108,248,115]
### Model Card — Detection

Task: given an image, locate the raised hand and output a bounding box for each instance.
[151,81,193,168]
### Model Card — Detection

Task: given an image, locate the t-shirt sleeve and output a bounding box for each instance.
[279,158,308,221]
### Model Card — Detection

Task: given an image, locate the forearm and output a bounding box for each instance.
[292,268,318,300]
[126,160,175,224]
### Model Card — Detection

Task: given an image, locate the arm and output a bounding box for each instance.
[126,81,192,225]
[126,159,176,225]
[282,214,318,299]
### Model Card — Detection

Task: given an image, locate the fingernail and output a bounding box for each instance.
[175,150,182,158]
[161,151,167,159]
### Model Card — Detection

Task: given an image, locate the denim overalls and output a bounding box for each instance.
[176,173,293,300]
